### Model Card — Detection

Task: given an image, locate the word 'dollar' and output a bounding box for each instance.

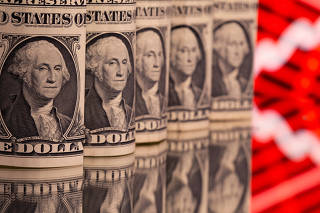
[0,179,83,195]
[0,141,83,154]
[87,130,135,144]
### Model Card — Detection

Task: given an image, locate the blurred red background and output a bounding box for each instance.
[252,0,320,212]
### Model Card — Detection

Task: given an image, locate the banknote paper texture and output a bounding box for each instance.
[167,0,212,131]
[0,1,86,167]
[134,141,167,213]
[84,0,136,156]
[167,130,209,213]
[209,121,251,213]
[135,0,171,143]
[83,154,134,213]
[210,0,258,120]
[0,166,83,213]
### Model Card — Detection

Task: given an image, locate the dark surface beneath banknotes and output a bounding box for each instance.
[0,125,251,213]
[0,167,83,213]
[209,124,251,213]
[83,160,134,213]
[166,134,209,213]
[133,142,167,213]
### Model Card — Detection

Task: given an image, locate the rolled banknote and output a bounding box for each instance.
[134,141,167,213]
[210,0,258,121]
[167,0,212,131]
[0,165,83,213]
[84,0,136,156]
[0,1,86,167]
[135,0,171,143]
[167,129,209,213]
[83,154,134,213]
[209,121,251,213]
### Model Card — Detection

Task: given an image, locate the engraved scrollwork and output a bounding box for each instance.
[67,111,86,138]
[193,23,207,35]
[159,26,168,37]
[86,32,101,41]
[0,123,7,137]
[122,32,135,43]
[1,34,31,50]
[53,36,80,56]
[0,112,10,138]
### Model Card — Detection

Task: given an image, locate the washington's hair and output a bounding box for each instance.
[170,27,201,68]
[8,40,70,87]
[136,30,163,73]
[86,36,132,81]
[214,22,249,56]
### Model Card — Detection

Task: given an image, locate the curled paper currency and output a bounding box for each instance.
[210,0,258,120]
[168,0,212,131]
[135,0,171,143]
[84,0,136,156]
[0,2,86,167]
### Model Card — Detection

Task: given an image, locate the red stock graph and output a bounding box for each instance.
[252,0,320,212]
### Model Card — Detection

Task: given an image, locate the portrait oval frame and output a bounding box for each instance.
[169,25,206,108]
[0,36,79,140]
[136,27,168,118]
[85,32,135,130]
[212,20,253,97]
